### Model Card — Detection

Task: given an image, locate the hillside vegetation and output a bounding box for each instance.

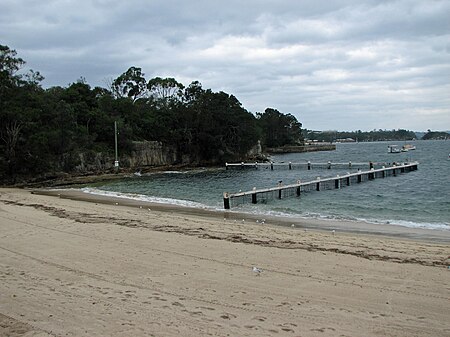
[0,45,303,183]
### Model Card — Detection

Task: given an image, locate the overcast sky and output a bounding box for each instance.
[2,0,449,131]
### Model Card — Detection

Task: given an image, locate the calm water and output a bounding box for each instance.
[83,140,450,230]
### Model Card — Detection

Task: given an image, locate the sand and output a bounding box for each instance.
[0,188,449,337]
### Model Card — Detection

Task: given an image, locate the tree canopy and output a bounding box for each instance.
[256,108,303,147]
[0,45,303,183]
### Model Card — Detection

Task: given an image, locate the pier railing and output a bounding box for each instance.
[223,162,418,209]
[226,161,392,171]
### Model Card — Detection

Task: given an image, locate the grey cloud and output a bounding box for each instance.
[1,0,449,131]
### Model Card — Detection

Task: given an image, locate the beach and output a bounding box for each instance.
[0,188,449,336]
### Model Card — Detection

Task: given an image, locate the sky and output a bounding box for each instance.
[1,0,449,131]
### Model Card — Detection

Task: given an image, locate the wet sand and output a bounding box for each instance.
[0,188,449,336]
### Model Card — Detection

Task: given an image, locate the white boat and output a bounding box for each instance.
[388,145,401,153]
[401,144,416,152]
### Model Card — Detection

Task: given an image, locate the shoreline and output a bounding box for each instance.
[1,187,449,336]
[36,187,450,243]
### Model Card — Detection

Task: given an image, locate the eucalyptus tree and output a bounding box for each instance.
[147,77,185,106]
[111,66,147,102]
[0,44,25,89]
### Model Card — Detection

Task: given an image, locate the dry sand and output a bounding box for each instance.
[0,187,449,337]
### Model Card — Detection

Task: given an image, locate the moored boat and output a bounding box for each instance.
[401,144,416,152]
[388,145,401,153]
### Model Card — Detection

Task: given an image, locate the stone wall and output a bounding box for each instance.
[75,140,264,172]
[76,152,112,172]
[128,141,178,167]
[75,141,179,172]
[266,144,336,154]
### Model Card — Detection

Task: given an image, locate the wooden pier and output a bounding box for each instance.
[226,161,390,171]
[223,162,418,209]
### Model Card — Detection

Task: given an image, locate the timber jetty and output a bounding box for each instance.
[223,161,418,209]
[226,161,390,171]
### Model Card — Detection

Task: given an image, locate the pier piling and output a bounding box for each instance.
[335,176,340,189]
[223,192,230,209]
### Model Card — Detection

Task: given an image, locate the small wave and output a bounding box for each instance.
[228,204,449,231]
[227,206,358,222]
[365,218,450,231]
[81,187,212,209]
[162,167,221,174]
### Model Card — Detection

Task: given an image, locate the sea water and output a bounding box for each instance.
[82,140,450,231]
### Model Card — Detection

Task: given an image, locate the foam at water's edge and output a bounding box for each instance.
[81,187,211,209]
[239,207,450,231]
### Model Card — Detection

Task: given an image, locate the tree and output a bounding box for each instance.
[257,108,303,147]
[0,45,25,87]
[1,45,47,179]
[0,121,22,176]
[0,45,24,114]
[111,66,147,102]
[22,69,44,87]
[180,88,259,163]
[147,77,185,105]
[184,80,204,103]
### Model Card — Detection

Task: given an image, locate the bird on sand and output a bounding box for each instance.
[252,266,263,275]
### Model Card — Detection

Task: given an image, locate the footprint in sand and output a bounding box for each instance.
[220,313,237,320]
[310,327,336,332]
[197,306,215,311]
[189,311,204,316]
[276,301,290,307]
[278,322,297,332]
[281,327,294,332]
